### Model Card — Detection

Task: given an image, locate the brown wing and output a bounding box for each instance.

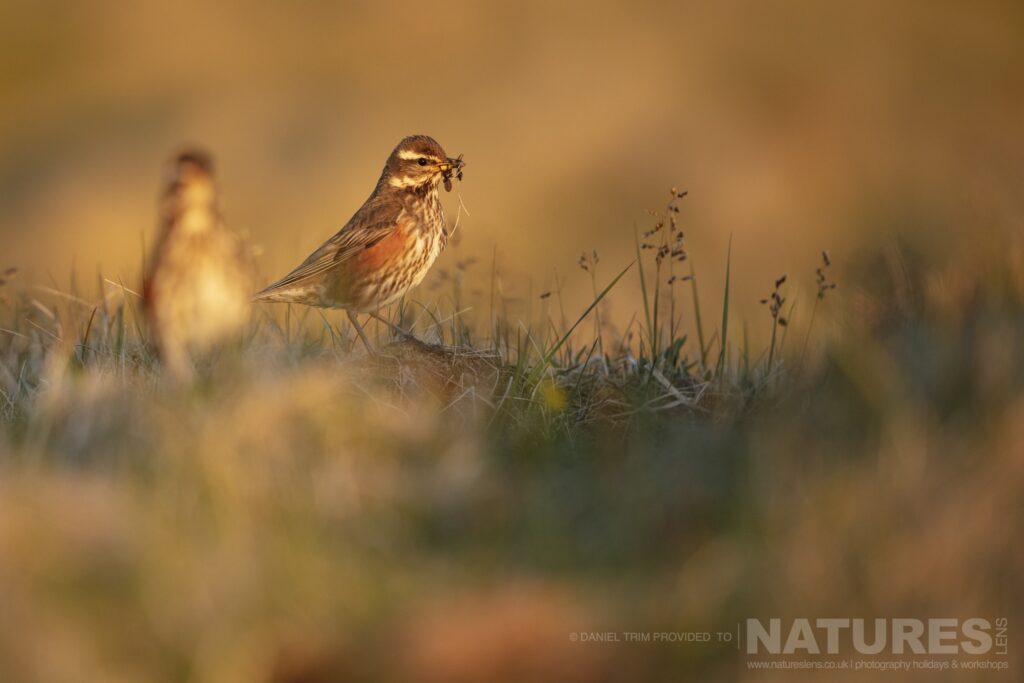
[254,194,400,299]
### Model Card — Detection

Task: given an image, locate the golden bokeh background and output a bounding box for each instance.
[2,0,1023,329]
[2,5,1024,680]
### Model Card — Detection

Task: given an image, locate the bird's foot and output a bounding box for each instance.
[367,312,415,341]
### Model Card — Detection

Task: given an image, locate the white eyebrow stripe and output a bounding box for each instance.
[397,150,441,162]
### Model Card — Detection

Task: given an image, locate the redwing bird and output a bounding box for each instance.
[253,135,464,351]
[144,149,253,378]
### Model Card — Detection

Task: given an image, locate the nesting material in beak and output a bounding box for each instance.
[442,154,465,193]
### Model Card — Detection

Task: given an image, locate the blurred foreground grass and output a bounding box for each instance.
[0,212,1022,682]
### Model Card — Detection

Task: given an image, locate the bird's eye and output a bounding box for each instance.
[417,158,428,166]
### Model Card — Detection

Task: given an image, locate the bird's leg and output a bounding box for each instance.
[346,310,376,354]
[368,311,414,340]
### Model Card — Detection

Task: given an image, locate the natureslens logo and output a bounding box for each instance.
[746,618,1008,656]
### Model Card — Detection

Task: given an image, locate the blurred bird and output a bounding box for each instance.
[144,149,253,378]
[254,135,464,351]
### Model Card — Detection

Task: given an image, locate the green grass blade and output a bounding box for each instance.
[634,227,652,361]
[715,235,732,377]
[688,261,707,369]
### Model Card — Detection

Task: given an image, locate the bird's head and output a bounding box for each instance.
[382,135,464,193]
[160,148,220,235]
[164,148,216,206]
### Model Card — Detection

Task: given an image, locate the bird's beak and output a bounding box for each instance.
[439,156,465,173]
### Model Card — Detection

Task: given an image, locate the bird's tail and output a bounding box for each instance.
[252,282,314,305]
